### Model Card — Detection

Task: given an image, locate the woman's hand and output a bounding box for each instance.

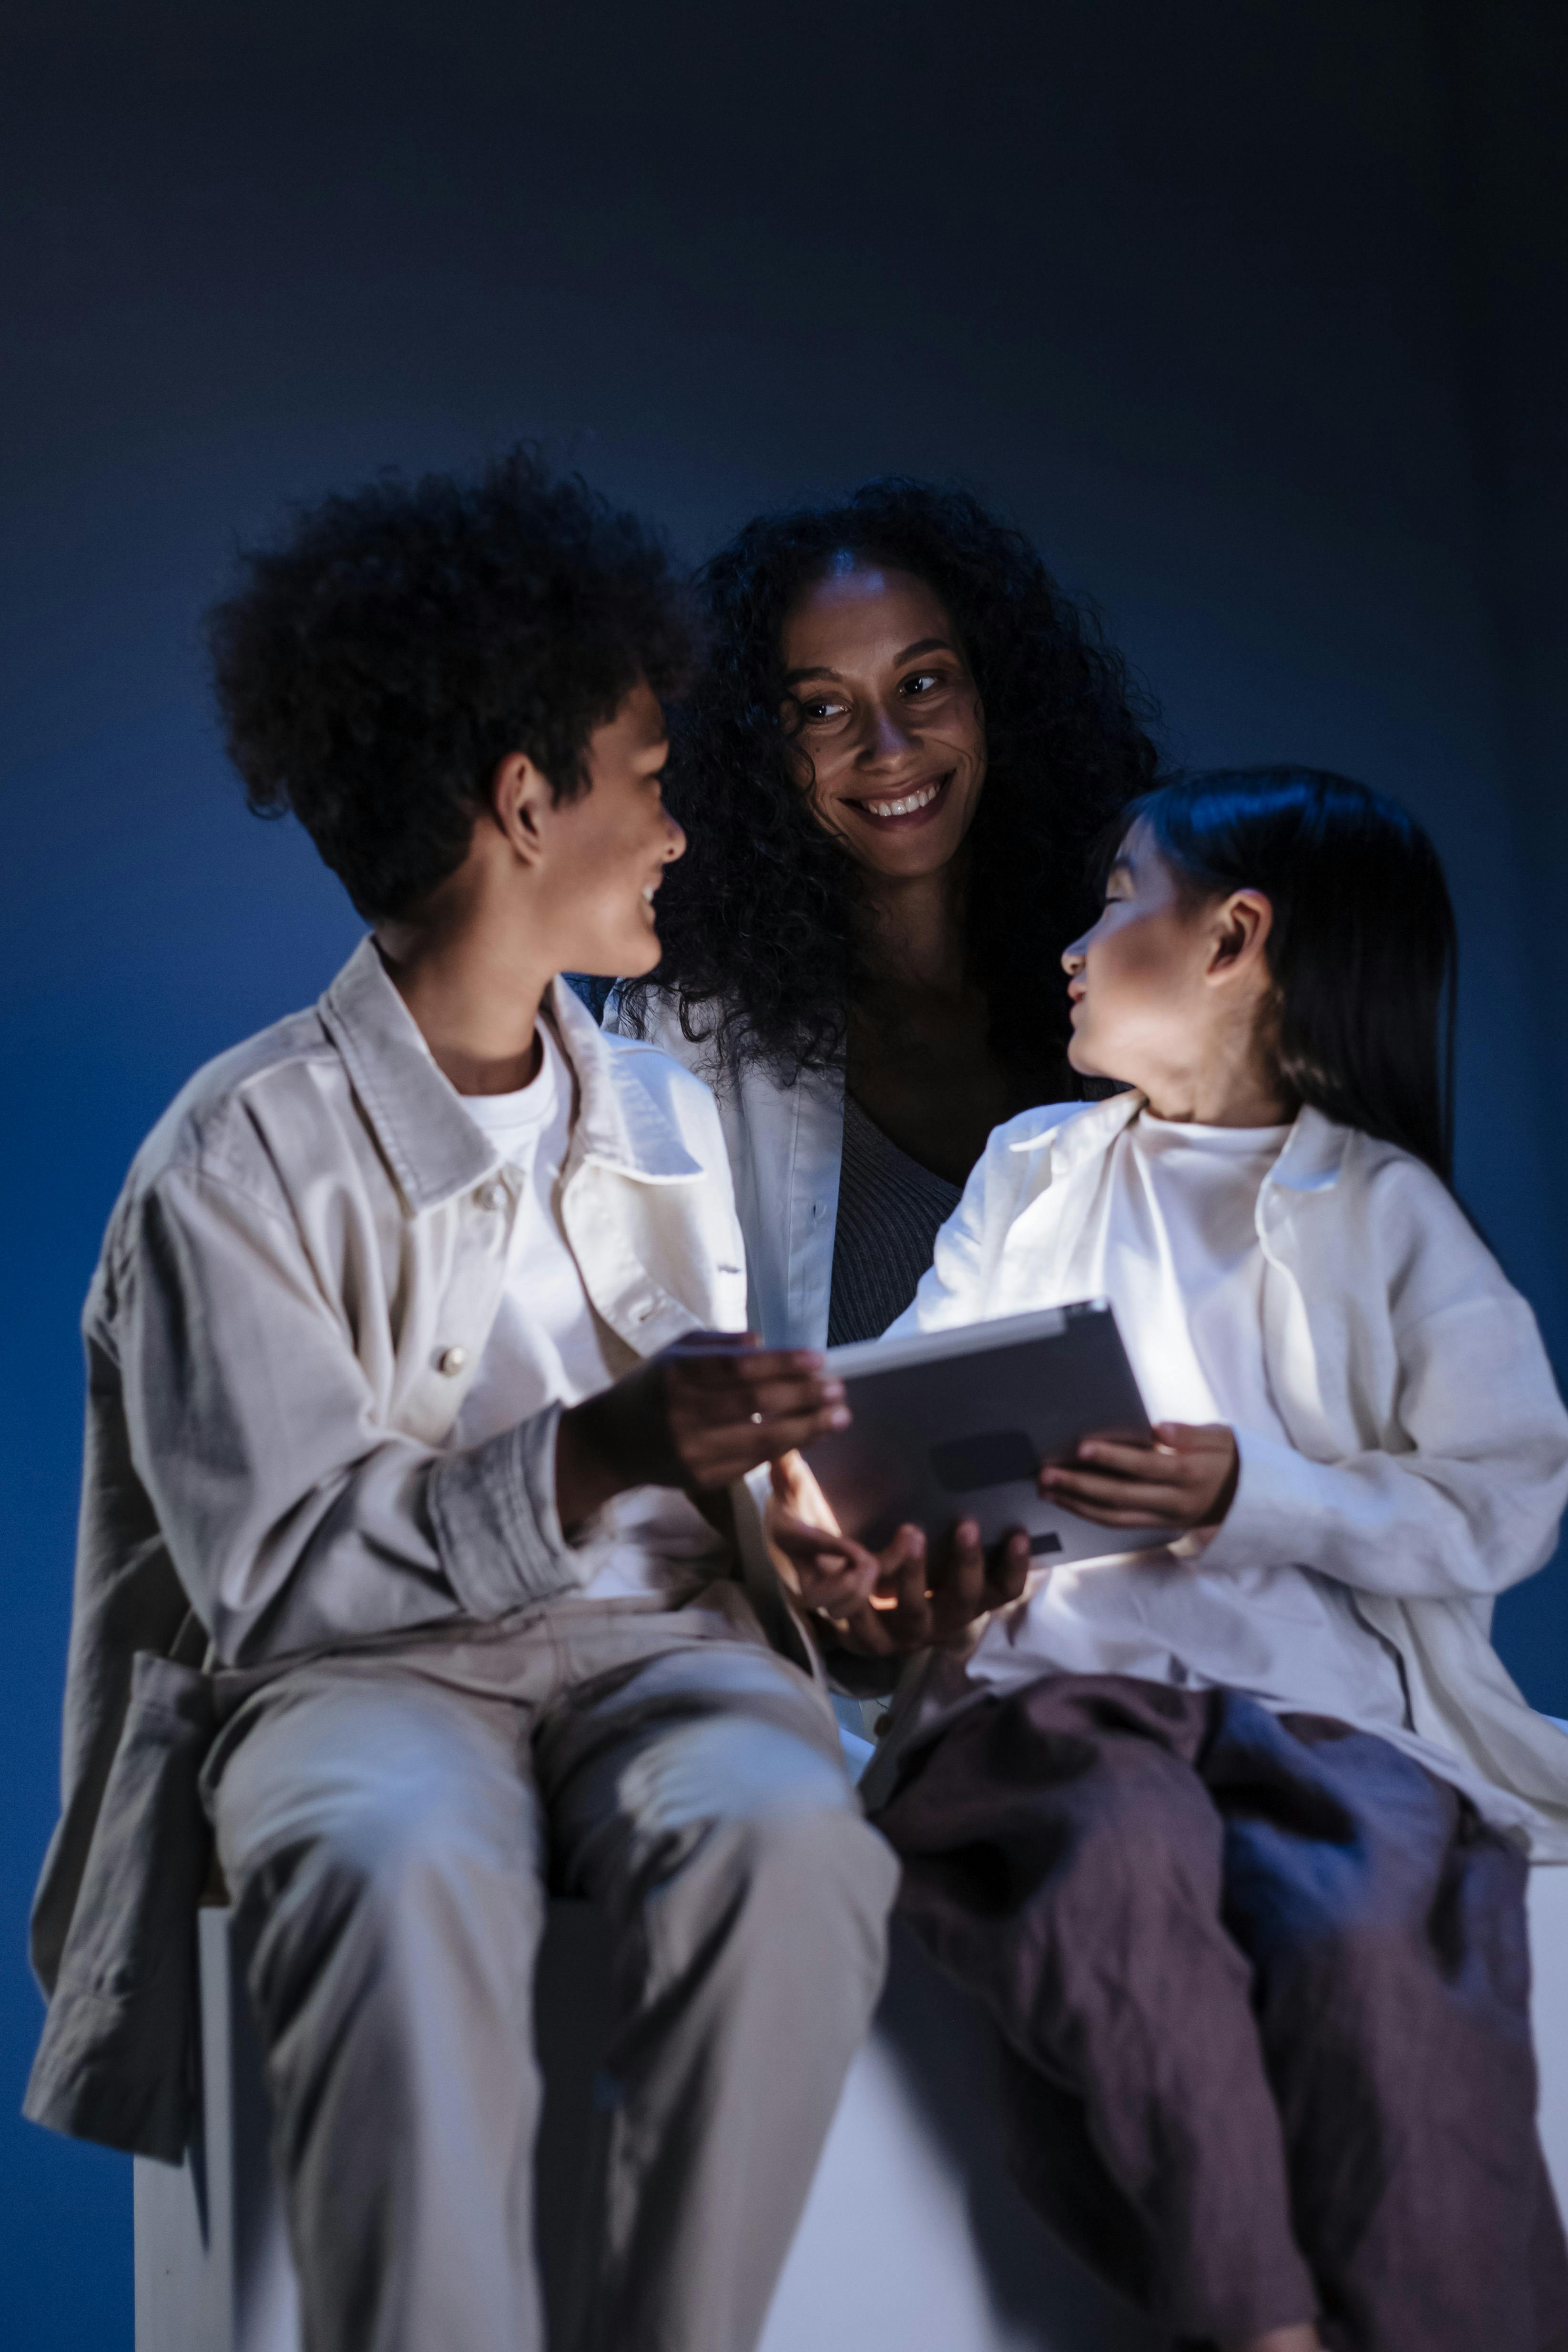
[766,1454,1031,1656]
[556,1332,849,1532]
[1039,1421,1238,1533]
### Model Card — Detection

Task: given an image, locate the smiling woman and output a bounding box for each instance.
[613,479,1160,1348]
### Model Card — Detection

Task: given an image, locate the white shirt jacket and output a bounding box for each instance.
[608,988,845,1347]
[33,942,764,2011]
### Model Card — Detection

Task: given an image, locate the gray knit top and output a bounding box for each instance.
[826,1093,965,1347]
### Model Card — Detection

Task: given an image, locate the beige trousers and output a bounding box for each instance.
[203,1586,898,2352]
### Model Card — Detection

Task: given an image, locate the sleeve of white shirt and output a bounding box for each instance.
[883,1160,994,1336]
[1206,1285,1568,1605]
[114,1165,585,1667]
[886,1105,1081,1337]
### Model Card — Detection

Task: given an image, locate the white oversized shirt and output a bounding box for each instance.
[959,1111,1413,1742]
[877,1090,1568,1855]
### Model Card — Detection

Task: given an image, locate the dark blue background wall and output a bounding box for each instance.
[4,2,1565,2339]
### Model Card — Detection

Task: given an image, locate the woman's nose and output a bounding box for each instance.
[865,703,916,758]
[663,814,687,862]
[1061,938,1087,974]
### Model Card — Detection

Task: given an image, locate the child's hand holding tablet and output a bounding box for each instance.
[766,1446,1031,1655]
[1039,1420,1239,1534]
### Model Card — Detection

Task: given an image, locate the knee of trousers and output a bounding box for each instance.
[237,1787,546,2052]
[1245,1901,1451,2026]
[897,1795,1241,2023]
[1008,1802,1225,1945]
[659,1800,899,1993]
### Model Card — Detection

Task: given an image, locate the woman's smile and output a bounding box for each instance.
[777,563,986,881]
[841,770,953,829]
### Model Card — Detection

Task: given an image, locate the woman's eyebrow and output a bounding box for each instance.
[894,637,958,664]
[783,636,959,688]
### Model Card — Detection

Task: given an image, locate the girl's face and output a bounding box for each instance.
[1062,822,1282,1116]
[777,561,987,880]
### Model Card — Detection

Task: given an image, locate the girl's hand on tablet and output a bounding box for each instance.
[1039,1421,1238,1533]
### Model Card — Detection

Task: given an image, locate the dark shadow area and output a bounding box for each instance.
[531,1903,619,2343]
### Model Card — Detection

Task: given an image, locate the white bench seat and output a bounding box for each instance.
[135,1869,1568,2352]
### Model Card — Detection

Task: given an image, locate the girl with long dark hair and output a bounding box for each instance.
[613,477,1158,1347]
[864,769,1568,2352]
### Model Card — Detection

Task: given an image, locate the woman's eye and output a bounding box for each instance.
[901,671,944,698]
[803,699,845,723]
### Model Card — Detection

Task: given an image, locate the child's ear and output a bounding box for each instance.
[489,751,552,871]
[1208,888,1274,980]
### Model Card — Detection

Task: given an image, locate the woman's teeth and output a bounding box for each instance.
[861,779,941,820]
[641,883,658,903]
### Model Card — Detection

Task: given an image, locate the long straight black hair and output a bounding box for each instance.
[1124,768,1458,1181]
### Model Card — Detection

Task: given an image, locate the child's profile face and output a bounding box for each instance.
[1061,822,1233,1094]
[532,678,687,980]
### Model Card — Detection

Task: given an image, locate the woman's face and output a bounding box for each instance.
[778,561,986,878]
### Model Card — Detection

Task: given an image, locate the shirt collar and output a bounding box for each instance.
[1263,1103,1349,1193]
[1005,1088,1350,1193]
[1007,1089,1143,1170]
[319,939,702,1214]
[550,973,705,1186]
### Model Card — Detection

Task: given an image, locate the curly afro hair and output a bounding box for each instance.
[618,477,1160,1093]
[207,448,693,919]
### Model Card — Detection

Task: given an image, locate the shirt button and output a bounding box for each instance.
[437,1346,468,1376]
[477,1181,508,1212]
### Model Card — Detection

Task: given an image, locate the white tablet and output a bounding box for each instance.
[802,1301,1170,1567]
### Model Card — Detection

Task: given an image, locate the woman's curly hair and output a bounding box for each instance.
[619,478,1160,1091]
[208,448,693,919]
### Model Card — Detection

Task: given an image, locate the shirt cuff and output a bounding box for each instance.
[425,1400,590,1619]
[1198,1426,1324,1575]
